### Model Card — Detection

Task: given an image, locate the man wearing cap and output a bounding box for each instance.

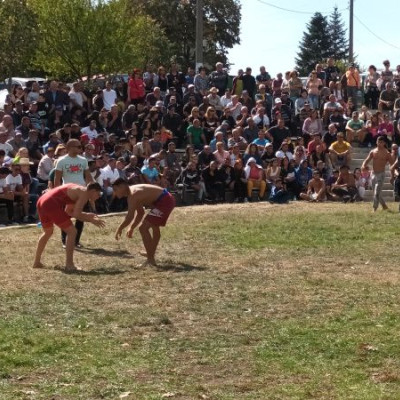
[271,97,292,127]
[183,84,198,106]
[208,87,223,113]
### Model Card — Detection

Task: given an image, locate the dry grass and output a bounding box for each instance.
[1,202,400,399]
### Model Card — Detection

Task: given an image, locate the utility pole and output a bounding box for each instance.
[195,0,203,72]
[349,0,354,63]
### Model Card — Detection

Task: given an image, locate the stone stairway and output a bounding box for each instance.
[349,145,394,202]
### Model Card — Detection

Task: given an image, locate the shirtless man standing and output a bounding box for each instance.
[112,180,176,266]
[300,170,326,202]
[362,136,394,211]
[33,183,105,271]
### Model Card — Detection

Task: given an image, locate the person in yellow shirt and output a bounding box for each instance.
[329,132,352,168]
[345,63,361,109]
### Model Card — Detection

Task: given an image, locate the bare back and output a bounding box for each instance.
[128,184,164,209]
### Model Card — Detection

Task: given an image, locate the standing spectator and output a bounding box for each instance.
[256,66,272,88]
[209,62,228,96]
[127,70,145,106]
[378,82,398,116]
[232,69,244,96]
[325,58,340,86]
[242,67,257,99]
[380,60,393,90]
[364,65,380,110]
[0,166,15,225]
[194,66,209,98]
[167,63,186,97]
[306,71,323,110]
[103,81,117,111]
[6,162,29,222]
[55,139,93,248]
[345,63,361,109]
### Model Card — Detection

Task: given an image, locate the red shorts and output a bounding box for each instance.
[37,196,72,230]
[144,191,176,227]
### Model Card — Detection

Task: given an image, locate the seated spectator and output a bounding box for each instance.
[202,160,225,203]
[213,141,230,165]
[300,170,326,202]
[260,142,276,167]
[295,89,312,115]
[281,158,297,197]
[265,158,281,184]
[233,159,247,203]
[245,157,266,201]
[363,113,380,147]
[6,162,29,223]
[19,157,39,222]
[307,134,323,155]
[276,140,294,161]
[329,132,352,168]
[124,155,143,185]
[379,81,398,115]
[295,159,313,198]
[253,107,270,130]
[243,117,259,143]
[81,120,98,141]
[0,131,14,157]
[164,142,181,188]
[268,117,290,152]
[198,145,215,169]
[228,128,248,151]
[302,109,323,140]
[378,113,394,143]
[0,167,15,225]
[252,127,270,150]
[187,118,206,150]
[82,143,96,161]
[329,108,347,133]
[331,164,358,202]
[354,167,367,200]
[179,161,204,203]
[101,157,120,199]
[346,111,365,143]
[269,178,291,204]
[6,131,25,155]
[309,144,328,169]
[141,156,160,185]
[243,143,262,165]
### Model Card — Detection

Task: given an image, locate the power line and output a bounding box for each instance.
[354,13,400,50]
[255,0,345,16]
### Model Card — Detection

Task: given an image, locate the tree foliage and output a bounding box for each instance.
[328,6,349,62]
[30,0,170,80]
[132,0,241,69]
[295,12,331,76]
[0,0,38,82]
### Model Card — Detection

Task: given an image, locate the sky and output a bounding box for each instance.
[228,0,400,76]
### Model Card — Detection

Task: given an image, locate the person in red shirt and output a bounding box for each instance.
[127,69,146,105]
[33,183,105,271]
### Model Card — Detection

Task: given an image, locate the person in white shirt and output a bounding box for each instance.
[220,89,232,108]
[227,95,243,120]
[101,158,120,198]
[252,107,270,130]
[37,146,55,183]
[6,163,29,222]
[102,81,117,111]
[0,131,14,157]
[69,82,86,110]
[81,120,98,141]
[275,141,294,161]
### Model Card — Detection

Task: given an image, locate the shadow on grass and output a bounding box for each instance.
[59,268,127,276]
[156,263,207,273]
[77,247,132,258]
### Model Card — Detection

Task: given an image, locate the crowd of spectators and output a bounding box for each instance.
[1,58,400,226]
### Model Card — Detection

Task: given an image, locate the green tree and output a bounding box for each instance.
[295,12,331,76]
[30,0,170,80]
[0,0,38,86]
[132,0,241,70]
[328,6,349,62]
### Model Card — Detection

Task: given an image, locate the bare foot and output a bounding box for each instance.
[64,265,81,272]
[139,250,148,257]
[147,258,157,266]
[32,262,45,269]
[140,259,157,267]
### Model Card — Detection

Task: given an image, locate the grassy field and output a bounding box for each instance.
[1,202,400,400]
